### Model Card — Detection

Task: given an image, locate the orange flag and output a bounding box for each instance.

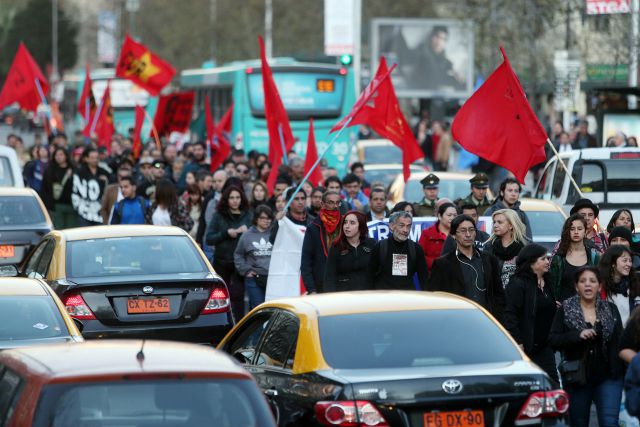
[0,43,49,112]
[132,105,145,159]
[95,83,115,152]
[115,34,176,96]
[303,119,323,187]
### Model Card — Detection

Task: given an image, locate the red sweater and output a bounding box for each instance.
[418,222,447,271]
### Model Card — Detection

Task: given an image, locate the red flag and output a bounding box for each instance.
[303,119,323,187]
[258,36,296,192]
[218,103,233,134]
[132,105,145,159]
[451,48,547,184]
[0,43,49,112]
[205,96,232,172]
[94,82,115,152]
[115,34,176,96]
[78,65,97,137]
[152,91,194,137]
[332,58,422,182]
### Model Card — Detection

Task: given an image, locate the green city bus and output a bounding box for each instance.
[180,58,357,174]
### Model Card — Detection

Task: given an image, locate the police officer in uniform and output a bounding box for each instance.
[457,173,492,212]
[413,173,439,217]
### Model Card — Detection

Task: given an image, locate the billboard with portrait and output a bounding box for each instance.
[371,18,474,99]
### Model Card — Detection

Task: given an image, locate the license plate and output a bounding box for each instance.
[127,297,170,314]
[0,245,15,258]
[424,410,484,427]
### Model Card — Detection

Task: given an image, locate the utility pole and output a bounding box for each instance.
[353,0,362,94]
[630,0,639,109]
[265,0,272,58]
[210,0,217,63]
[565,0,571,50]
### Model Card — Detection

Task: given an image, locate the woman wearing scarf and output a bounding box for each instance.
[483,209,530,289]
[549,266,624,427]
[599,245,640,325]
[301,191,342,294]
[504,244,558,382]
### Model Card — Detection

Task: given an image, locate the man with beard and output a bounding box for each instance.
[429,215,504,322]
[301,191,342,293]
[177,141,209,191]
[307,186,324,217]
[368,211,428,290]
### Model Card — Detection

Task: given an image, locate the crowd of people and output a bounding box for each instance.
[7,125,640,426]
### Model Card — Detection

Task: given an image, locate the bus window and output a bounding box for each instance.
[246,71,346,119]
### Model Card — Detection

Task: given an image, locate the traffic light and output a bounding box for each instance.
[339,54,352,66]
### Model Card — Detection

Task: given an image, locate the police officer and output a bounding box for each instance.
[457,173,492,212]
[413,173,439,217]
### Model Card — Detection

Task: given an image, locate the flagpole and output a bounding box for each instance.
[545,138,583,198]
[278,124,288,165]
[90,92,106,135]
[283,116,353,213]
[34,79,56,136]
[142,107,162,151]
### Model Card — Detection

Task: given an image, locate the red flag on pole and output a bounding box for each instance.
[205,96,232,172]
[115,34,176,96]
[78,65,97,137]
[303,119,323,187]
[217,103,233,134]
[152,91,195,137]
[132,105,145,159]
[94,82,115,152]
[258,36,296,192]
[0,43,49,112]
[451,48,547,184]
[331,58,421,182]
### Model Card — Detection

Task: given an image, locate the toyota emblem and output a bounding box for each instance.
[142,286,154,294]
[442,379,463,394]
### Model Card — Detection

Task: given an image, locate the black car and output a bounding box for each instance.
[17,225,233,344]
[0,188,53,266]
[218,291,569,426]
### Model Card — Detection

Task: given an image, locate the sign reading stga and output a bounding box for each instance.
[586,0,630,15]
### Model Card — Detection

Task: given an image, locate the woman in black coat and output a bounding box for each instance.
[549,266,624,427]
[504,243,558,382]
[324,210,376,292]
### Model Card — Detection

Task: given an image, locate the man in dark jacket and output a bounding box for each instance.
[368,211,429,290]
[269,187,314,244]
[429,215,505,323]
[300,191,342,293]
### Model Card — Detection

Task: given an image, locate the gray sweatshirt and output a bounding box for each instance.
[233,225,273,276]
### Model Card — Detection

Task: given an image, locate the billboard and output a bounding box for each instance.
[371,18,474,98]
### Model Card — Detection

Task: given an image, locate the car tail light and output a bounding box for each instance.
[201,287,230,314]
[314,401,389,426]
[62,292,96,320]
[516,390,569,423]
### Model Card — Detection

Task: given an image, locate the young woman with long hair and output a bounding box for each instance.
[598,245,640,325]
[41,147,76,229]
[324,210,376,292]
[549,214,600,301]
[250,181,269,209]
[206,186,253,322]
[151,179,193,231]
[483,209,529,288]
[606,208,640,255]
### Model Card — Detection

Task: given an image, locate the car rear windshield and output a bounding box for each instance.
[0,296,67,340]
[66,236,207,278]
[33,379,274,427]
[405,179,469,204]
[319,310,522,369]
[0,196,46,226]
[526,210,566,237]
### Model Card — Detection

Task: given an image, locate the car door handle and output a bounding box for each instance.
[264,388,278,397]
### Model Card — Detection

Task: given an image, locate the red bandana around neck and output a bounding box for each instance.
[319,208,341,234]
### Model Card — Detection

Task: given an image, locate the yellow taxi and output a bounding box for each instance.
[0,187,53,265]
[218,291,568,426]
[14,225,233,343]
[0,277,83,349]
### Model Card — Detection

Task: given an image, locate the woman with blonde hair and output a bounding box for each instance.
[483,208,530,288]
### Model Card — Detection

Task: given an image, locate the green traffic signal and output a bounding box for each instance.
[339,54,353,65]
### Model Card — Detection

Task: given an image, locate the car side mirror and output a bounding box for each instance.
[0,265,19,277]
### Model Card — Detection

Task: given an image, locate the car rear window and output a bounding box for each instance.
[66,235,207,278]
[363,145,402,164]
[33,379,274,427]
[526,210,566,237]
[319,310,521,369]
[0,196,45,226]
[0,297,67,341]
[404,179,469,204]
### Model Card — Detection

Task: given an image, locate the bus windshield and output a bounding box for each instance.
[247,71,345,119]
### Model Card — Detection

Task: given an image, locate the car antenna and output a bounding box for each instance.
[136,339,146,365]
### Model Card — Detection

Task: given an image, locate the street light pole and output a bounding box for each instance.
[265,0,272,58]
[52,0,58,81]
[353,0,361,95]
[630,0,639,109]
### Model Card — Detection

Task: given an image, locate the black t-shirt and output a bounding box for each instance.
[621,318,640,352]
